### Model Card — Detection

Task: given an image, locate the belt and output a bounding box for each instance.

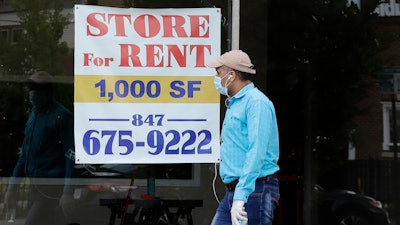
[225,173,277,192]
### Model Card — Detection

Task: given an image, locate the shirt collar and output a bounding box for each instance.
[232,82,254,100]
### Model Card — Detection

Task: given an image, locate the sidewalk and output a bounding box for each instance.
[0,220,81,225]
[0,219,24,225]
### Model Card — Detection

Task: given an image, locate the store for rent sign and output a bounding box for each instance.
[74,5,221,164]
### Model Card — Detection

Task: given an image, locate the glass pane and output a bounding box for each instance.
[11,28,23,43]
[2,1,394,225]
[388,109,400,144]
[0,29,8,41]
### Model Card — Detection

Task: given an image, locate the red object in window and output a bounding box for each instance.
[141,194,154,200]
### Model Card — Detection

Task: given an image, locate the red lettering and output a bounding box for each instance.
[167,45,187,67]
[134,14,161,38]
[86,12,211,39]
[83,53,114,66]
[108,14,131,37]
[86,12,108,36]
[118,44,211,68]
[145,44,164,67]
[190,45,211,67]
[162,15,188,38]
[189,15,210,38]
[119,44,143,67]
[83,53,93,66]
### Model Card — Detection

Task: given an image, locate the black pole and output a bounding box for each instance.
[391,93,398,160]
[391,94,399,224]
[227,0,232,51]
[303,63,315,225]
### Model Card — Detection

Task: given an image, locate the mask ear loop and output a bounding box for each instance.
[224,74,233,107]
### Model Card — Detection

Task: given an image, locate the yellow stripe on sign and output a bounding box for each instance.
[74,75,220,103]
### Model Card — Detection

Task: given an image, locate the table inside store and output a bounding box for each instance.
[99,197,203,225]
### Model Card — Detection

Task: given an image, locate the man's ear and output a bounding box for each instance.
[229,70,237,79]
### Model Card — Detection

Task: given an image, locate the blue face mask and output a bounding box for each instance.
[214,72,232,96]
[29,90,49,109]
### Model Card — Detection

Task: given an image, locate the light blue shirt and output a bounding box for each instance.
[219,82,280,202]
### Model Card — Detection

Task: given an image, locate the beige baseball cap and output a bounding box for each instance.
[205,49,256,74]
[28,71,54,84]
[25,71,54,91]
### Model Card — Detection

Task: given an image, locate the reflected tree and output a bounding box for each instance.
[0,0,71,175]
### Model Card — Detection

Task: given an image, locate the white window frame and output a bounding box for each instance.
[381,101,400,150]
[0,26,23,44]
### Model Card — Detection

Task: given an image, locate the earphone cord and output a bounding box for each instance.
[212,163,220,203]
[224,97,231,107]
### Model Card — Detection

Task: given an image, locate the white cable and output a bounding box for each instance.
[212,163,220,203]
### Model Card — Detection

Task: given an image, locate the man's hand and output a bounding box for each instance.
[231,200,248,225]
[59,193,76,217]
[59,193,74,206]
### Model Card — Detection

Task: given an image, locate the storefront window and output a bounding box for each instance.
[0,1,248,224]
[5,1,394,225]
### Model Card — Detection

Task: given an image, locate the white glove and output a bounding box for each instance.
[59,193,74,206]
[231,200,248,225]
[58,193,77,218]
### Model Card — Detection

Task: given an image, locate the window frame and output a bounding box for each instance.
[10,27,23,43]
[33,163,202,187]
[381,101,400,150]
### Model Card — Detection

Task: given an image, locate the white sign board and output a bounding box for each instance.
[74,5,221,164]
